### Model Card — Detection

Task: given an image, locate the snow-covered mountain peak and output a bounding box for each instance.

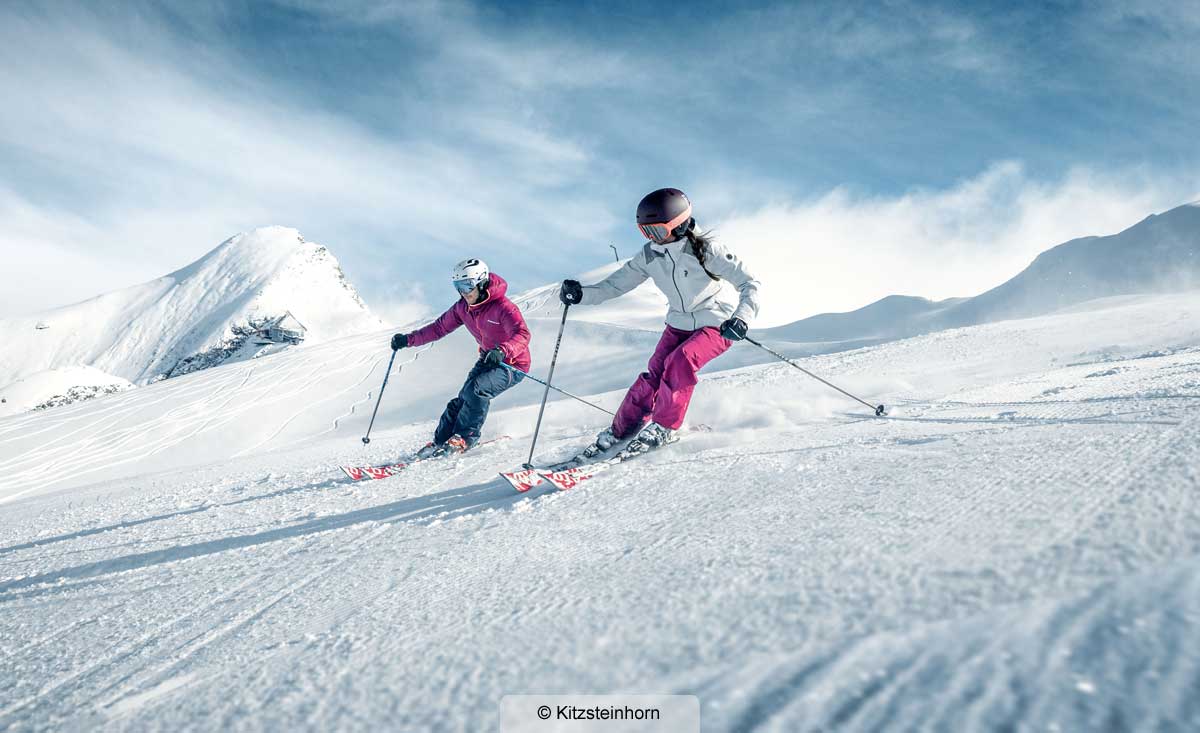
[167,226,372,317]
[174,225,310,276]
[165,225,374,331]
[0,227,385,413]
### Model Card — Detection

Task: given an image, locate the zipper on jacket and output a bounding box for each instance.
[665,249,697,329]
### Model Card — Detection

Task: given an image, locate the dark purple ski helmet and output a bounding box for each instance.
[636,188,693,243]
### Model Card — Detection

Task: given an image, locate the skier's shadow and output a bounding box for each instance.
[0,474,371,558]
[0,477,553,597]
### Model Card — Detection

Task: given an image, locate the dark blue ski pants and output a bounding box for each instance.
[434,360,524,447]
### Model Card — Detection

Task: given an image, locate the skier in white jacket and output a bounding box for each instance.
[560,187,760,457]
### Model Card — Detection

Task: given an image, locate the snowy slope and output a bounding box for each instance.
[0,254,803,503]
[0,291,673,504]
[693,552,1200,730]
[0,366,133,418]
[763,201,1200,345]
[0,227,383,403]
[0,287,1198,730]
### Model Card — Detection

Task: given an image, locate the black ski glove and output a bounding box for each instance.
[560,279,583,305]
[481,347,505,367]
[391,333,408,351]
[719,317,748,341]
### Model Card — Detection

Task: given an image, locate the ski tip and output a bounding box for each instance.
[499,469,544,493]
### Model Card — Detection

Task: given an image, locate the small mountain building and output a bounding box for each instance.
[260,312,308,344]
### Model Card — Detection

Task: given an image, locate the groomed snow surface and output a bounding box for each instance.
[1,292,1199,731]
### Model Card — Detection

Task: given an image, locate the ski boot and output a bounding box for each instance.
[416,441,440,459]
[580,427,619,460]
[440,435,469,455]
[622,422,677,457]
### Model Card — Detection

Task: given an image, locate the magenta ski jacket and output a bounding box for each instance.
[405,273,532,371]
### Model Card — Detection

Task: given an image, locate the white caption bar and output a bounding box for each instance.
[501,695,700,733]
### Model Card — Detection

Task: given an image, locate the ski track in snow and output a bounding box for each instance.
[316,345,436,444]
[323,354,386,438]
[0,294,1199,730]
[228,351,381,457]
[0,367,260,501]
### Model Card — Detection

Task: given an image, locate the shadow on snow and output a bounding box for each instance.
[0,476,549,597]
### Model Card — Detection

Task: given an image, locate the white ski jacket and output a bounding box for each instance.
[579,238,760,331]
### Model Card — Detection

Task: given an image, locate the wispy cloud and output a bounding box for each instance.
[0,1,616,317]
[1,0,1197,326]
[717,162,1199,326]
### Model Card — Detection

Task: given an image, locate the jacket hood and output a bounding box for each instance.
[472,272,508,306]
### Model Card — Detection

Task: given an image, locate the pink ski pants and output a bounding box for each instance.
[611,325,731,438]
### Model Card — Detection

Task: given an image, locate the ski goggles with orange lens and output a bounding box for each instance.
[637,205,692,243]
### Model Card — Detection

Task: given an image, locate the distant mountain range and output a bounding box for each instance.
[761,202,1200,346]
[3,202,1197,417]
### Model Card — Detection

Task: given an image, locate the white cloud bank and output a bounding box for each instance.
[717,162,1198,327]
[2,2,1197,329]
[0,3,611,318]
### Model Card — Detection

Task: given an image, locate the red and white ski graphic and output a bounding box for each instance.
[536,463,611,490]
[500,427,703,493]
[529,431,693,491]
[498,468,544,493]
[342,435,510,482]
[341,461,411,481]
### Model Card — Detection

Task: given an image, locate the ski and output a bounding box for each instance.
[500,457,612,493]
[536,462,612,490]
[548,424,710,472]
[536,434,679,490]
[500,433,634,492]
[500,426,707,493]
[499,434,634,492]
[341,435,510,482]
[498,468,544,493]
[499,440,630,493]
[342,461,411,481]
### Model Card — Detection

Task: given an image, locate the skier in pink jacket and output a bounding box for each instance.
[559,188,760,459]
[391,259,531,458]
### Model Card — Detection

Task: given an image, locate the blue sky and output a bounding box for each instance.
[2,0,1198,325]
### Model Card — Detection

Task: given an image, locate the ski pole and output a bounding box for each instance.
[499,362,614,416]
[743,336,887,417]
[361,349,398,445]
[525,304,569,467]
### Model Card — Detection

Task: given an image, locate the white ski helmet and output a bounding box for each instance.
[451,258,490,294]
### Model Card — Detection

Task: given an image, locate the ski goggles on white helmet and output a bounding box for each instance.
[451,258,490,294]
[637,203,693,244]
